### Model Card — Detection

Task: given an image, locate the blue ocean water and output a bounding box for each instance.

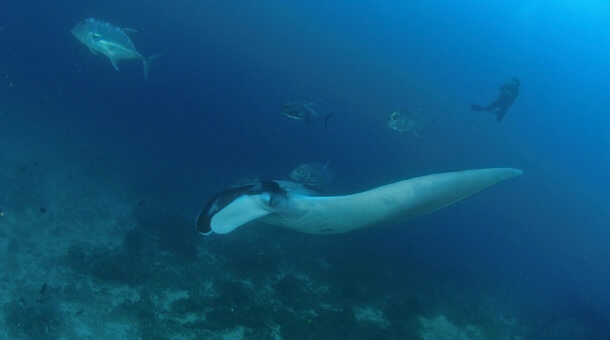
[0,0,608,338]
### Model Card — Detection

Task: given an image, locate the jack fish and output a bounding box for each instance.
[282,102,333,128]
[71,18,161,78]
[290,162,333,188]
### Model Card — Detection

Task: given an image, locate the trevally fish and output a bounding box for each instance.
[290,162,333,188]
[281,102,333,128]
[71,18,162,78]
[387,108,434,138]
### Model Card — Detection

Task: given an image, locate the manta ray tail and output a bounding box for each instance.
[143,53,163,79]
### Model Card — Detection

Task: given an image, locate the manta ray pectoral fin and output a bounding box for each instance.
[199,168,523,236]
[263,168,523,234]
[210,195,272,234]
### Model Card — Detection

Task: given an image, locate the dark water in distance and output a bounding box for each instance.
[0,0,609,338]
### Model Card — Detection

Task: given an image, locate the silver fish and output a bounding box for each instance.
[387,108,434,137]
[71,18,161,78]
[290,162,333,187]
[281,102,333,128]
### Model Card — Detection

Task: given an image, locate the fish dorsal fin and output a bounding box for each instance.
[122,27,139,35]
[109,58,120,71]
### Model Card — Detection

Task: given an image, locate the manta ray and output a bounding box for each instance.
[196,168,522,235]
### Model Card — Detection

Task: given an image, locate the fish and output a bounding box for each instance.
[281,102,333,128]
[71,18,162,78]
[290,162,333,188]
[387,108,434,137]
[196,168,523,235]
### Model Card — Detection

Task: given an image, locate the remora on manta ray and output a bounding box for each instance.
[196,168,522,235]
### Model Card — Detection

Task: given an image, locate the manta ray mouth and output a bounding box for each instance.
[196,180,286,235]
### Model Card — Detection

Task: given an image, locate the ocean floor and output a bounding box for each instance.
[0,146,586,339]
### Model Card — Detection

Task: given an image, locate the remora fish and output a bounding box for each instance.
[196,168,522,235]
[290,162,333,188]
[281,102,333,128]
[71,18,162,78]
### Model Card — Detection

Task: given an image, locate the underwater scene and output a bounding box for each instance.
[0,1,609,339]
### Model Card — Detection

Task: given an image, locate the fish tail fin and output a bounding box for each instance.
[143,53,163,79]
[324,114,334,128]
[470,104,486,111]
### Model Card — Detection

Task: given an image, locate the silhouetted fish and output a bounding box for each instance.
[281,102,333,128]
[290,162,333,188]
[387,108,434,138]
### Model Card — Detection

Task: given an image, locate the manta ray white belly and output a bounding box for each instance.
[199,168,522,235]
